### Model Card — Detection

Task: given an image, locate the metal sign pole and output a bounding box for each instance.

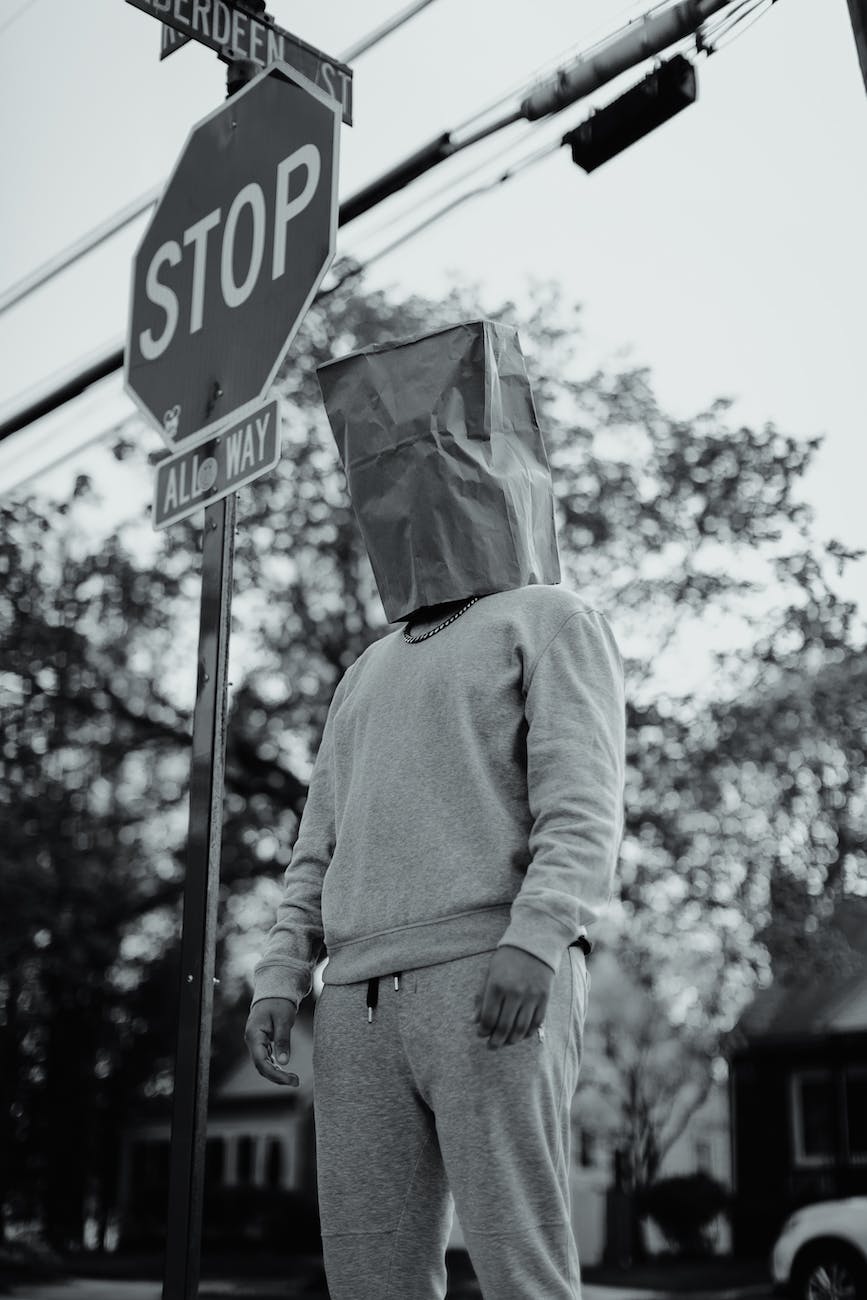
[162,493,236,1300]
[847,0,867,92]
[161,50,259,1300]
[123,0,340,1286]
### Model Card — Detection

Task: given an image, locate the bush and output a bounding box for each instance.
[635,1172,730,1257]
[202,1185,321,1251]
[118,1185,321,1254]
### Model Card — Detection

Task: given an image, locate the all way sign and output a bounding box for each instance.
[127,0,353,124]
[152,399,280,529]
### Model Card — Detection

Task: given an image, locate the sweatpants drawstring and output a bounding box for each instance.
[367,972,401,1021]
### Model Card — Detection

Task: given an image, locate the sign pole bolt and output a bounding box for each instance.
[206,381,223,418]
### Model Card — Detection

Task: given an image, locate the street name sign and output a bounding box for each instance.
[160,22,191,58]
[125,60,340,451]
[152,398,279,529]
[127,0,353,123]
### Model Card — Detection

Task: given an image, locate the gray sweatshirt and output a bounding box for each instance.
[251,584,626,1009]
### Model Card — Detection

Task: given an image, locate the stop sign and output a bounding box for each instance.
[125,61,340,448]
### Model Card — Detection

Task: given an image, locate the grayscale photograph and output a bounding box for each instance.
[1,2,866,1298]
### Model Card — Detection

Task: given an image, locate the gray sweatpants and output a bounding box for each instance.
[312,945,589,1299]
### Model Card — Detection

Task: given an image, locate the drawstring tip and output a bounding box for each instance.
[394,975,399,990]
[366,975,379,1022]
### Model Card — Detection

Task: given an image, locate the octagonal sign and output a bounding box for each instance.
[125,61,340,450]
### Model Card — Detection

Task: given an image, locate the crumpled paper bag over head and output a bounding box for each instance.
[316,319,561,624]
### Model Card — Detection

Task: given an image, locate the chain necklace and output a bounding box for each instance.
[403,596,480,644]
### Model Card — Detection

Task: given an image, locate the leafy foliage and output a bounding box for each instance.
[1,275,864,1247]
[635,1172,731,1257]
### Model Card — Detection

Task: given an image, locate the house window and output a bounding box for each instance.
[846,1067,867,1164]
[205,1137,225,1185]
[236,1136,255,1185]
[266,1139,283,1188]
[790,1071,835,1166]
[131,1139,170,1191]
[128,1139,170,1213]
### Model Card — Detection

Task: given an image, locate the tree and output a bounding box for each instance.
[575,949,717,1186]
[1,274,864,1247]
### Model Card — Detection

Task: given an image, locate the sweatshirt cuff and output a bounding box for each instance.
[250,962,304,1010]
[497,905,575,976]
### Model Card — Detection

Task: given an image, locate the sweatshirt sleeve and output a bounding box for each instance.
[497,608,626,974]
[250,667,353,1010]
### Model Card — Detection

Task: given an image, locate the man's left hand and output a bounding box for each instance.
[473,945,555,1049]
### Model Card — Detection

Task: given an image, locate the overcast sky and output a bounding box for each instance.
[1,0,866,627]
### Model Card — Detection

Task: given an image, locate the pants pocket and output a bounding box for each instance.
[570,946,590,1029]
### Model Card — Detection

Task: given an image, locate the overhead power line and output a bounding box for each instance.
[0,189,159,317]
[336,0,733,223]
[341,123,542,254]
[330,52,697,289]
[338,0,441,62]
[0,0,444,320]
[0,0,39,39]
[0,0,757,447]
[701,0,778,49]
[0,0,733,321]
[322,141,562,299]
[0,45,696,492]
[451,0,663,137]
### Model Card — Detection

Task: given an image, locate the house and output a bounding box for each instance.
[117,1005,317,1244]
[636,1077,733,1257]
[567,945,734,1263]
[723,895,867,1255]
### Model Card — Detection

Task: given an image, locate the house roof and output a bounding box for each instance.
[125,1013,315,1126]
[732,895,867,1042]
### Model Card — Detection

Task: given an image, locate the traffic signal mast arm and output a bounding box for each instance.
[522,0,729,118]
[340,0,733,225]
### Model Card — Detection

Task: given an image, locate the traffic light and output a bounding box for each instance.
[563,54,697,173]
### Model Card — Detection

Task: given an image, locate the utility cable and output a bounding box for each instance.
[340,0,736,227]
[338,0,442,62]
[702,0,777,49]
[282,139,561,297]
[1,0,757,444]
[0,0,39,38]
[1,0,740,318]
[0,0,442,319]
[346,0,777,261]
[1,0,771,492]
[0,189,159,316]
[340,0,747,264]
[341,123,541,251]
[452,0,671,137]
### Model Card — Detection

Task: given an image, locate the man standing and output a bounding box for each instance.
[245,320,626,1299]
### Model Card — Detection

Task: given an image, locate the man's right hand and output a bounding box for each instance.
[245,997,300,1087]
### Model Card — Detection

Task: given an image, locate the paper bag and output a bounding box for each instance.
[316,319,561,624]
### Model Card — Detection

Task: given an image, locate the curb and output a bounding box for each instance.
[584,1283,771,1300]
